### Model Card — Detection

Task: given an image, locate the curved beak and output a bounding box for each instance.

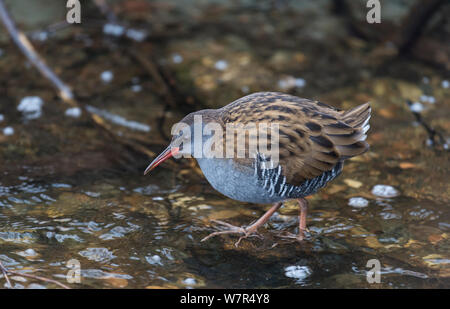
[144,146,179,175]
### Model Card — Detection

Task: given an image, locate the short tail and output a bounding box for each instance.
[331,103,371,158]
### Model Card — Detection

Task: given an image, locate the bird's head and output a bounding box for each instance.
[144,110,219,175]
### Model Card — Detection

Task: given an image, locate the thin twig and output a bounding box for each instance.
[0,0,74,102]
[0,0,158,160]
[406,100,448,150]
[0,260,12,288]
[0,259,71,289]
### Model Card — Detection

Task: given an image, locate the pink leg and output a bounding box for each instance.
[297,198,308,241]
[201,202,282,245]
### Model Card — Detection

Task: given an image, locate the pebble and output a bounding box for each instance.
[79,247,116,263]
[442,80,449,88]
[419,95,435,104]
[214,60,228,71]
[0,114,4,122]
[146,255,163,266]
[100,71,114,83]
[348,197,369,208]
[2,126,14,136]
[65,107,82,118]
[17,248,37,257]
[182,278,197,285]
[284,265,311,281]
[371,185,399,198]
[17,96,44,119]
[409,102,424,113]
[278,76,307,90]
[344,179,363,188]
[294,78,306,88]
[103,23,125,37]
[172,54,183,64]
[126,28,147,42]
[131,84,142,93]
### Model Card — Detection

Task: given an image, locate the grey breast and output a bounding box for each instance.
[196,157,285,204]
[197,155,343,204]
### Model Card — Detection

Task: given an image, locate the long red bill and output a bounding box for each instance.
[144,146,179,175]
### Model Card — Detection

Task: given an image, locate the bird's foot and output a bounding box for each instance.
[201,219,262,247]
[276,229,309,242]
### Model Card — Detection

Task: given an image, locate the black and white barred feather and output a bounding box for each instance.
[254,153,343,199]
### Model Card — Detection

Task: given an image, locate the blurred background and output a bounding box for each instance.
[0,0,449,289]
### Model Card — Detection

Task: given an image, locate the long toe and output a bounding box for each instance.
[276,231,307,242]
[201,220,261,245]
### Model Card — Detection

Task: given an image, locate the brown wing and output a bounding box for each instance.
[220,92,371,186]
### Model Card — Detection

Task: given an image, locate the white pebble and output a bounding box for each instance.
[278,76,295,90]
[2,126,14,136]
[278,76,306,90]
[422,77,429,84]
[65,107,82,118]
[182,278,197,285]
[442,80,449,88]
[371,185,399,198]
[295,78,306,88]
[17,96,44,119]
[103,23,125,37]
[284,265,311,281]
[420,95,436,104]
[409,102,424,113]
[348,197,369,208]
[146,255,162,265]
[0,114,4,122]
[17,248,37,257]
[172,54,183,64]
[126,28,147,42]
[100,71,114,83]
[214,60,228,71]
[131,85,142,93]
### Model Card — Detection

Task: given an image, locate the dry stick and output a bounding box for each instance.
[406,100,448,149]
[394,0,446,54]
[0,260,70,289]
[0,0,74,103]
[0,0,157,160]
[0,260,12,288]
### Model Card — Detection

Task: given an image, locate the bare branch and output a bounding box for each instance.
[0,259,70,289]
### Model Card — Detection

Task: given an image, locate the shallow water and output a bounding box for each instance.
[0,150,448,288]
[0,0,449,289]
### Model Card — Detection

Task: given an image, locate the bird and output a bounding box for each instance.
[144,92,371,245]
